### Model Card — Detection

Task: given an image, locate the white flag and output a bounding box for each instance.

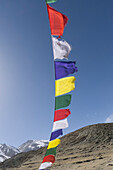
[52,36,71,60]
[39,162,52,170]
[52,119,69,132]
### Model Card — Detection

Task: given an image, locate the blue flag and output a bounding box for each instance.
[55,61,78,79]
[50,129,63,141]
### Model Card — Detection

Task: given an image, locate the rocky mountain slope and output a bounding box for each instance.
[0,123,113,170]
[0,144,20,163]
[18,140,48,152]
[0,140,48,163]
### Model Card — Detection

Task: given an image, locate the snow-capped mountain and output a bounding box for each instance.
[0,144,20,162]
[19,140,48,152]
[0,140,48,162]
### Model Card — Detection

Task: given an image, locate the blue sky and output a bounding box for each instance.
[0,0,113,147]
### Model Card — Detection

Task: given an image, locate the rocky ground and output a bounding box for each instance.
[0,123,113,170]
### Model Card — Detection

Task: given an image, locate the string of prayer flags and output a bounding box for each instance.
[50,129,63,141]
[46,0,57,4]
[52,118,69,132]
[55,61,78,79]
[47,5,68,36]
[52,37,71,60]
[47,139,61,149]
[39,0,77,169]
[55,94,72,110]
[54,109,71,121]
[55,76,76,96]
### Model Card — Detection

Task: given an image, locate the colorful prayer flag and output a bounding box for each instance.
[45,147,57,156]
[55,94,72,110]
[52,37,71,60]
[39,162,52,170]
[55,61,78,79]
[47,5,68,36]
[50,129,63,141]
[46,0,57,3]
[52,118,69,132]
[47,139,61,149]
[42,155,55,163]
[55,76,76,96]
[54,109,71,121]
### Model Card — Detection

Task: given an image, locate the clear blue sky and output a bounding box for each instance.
[0,0,113,147]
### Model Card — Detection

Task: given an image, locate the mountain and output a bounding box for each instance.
[18,140,48,152]
[0,140,48,163]
[0,123,113,170]
[0,144,20,162]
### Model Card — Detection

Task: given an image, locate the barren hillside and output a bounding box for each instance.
[0,123,113,170]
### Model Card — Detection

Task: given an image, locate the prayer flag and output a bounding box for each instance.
[55,61,78,79]
[42,155,55,163]
[55,76,76,96]
[46,0,57,3]
[52,37,71,60]
[47,5,68,36]
[45,147,57,156]
[47,139,61,149]
[55,94,72,110]
[50,129,63,141]
[52,118,69,132]
[39,162,52,170]
[54,109,71,122]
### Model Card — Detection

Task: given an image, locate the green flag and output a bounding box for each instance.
[55,94,72,110]
[45,147,57,157]
[46,0,57,3]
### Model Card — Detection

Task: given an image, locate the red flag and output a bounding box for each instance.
[47,4,68,36]
[42,155,55,163]
[54,109,71,122]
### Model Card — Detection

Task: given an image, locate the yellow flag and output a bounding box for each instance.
[55,76,76,96]
[47,139,61,149]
